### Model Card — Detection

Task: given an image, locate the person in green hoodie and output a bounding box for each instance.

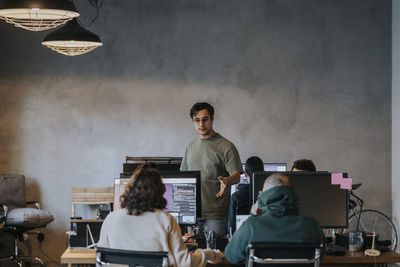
[224,173,325,265]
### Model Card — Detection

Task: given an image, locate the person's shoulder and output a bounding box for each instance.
[245,214,259,224]
[103,209,126,223]
[153,209,176,224]
[231,218,254,240]
[214,133,236,146]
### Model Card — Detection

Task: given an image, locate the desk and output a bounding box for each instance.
[321,250,400,266]
[61,248,400,267]
[61,248,95,267]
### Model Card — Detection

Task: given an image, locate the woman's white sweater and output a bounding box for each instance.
[98,209,215,267]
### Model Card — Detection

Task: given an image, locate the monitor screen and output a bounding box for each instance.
[113,171,201,225]
[239,163,287,184]
[251,172,348,228]
[263,163,287,172]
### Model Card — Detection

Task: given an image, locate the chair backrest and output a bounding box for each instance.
[0,175,25,210]
[248,243,321,267]
[96,247,168,267]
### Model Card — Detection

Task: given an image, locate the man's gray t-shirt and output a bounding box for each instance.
[180,133,242,219]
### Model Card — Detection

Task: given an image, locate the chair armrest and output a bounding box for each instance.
[26,201,40,209]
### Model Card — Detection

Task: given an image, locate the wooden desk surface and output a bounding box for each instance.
[61,248,96,264]
[322,250,400,264]
[61,248,400,266]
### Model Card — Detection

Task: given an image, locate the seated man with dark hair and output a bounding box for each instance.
[228,156,264,233]
[224,173,324,265]
[291,159,316,172]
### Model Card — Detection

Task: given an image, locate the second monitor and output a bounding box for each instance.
[251,171,348,229]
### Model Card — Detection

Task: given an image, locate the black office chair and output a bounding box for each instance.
[247,243,321,267]
[0,174,54,267]
[96,247,168,267]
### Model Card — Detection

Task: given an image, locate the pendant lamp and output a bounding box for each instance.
[42,18,102,56]
[0,0,79,31]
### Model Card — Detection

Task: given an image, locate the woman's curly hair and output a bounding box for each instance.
[120,163,167,215]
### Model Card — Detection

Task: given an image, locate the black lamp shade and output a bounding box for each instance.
[43,19,101,43]
[42,18,102,56]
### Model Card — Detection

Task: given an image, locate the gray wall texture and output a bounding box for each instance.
[0,0,391,262]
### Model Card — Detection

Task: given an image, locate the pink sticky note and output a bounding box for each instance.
[331,173,343,185]
[340,178,352,190]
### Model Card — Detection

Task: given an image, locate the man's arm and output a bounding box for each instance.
[216,171,240,198]
[224,222,250,264]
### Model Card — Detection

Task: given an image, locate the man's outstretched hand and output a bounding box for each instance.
[216,176,229,198]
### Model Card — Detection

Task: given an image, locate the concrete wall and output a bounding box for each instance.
[0,0,391,261]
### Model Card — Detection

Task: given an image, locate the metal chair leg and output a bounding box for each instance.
[0,236,46,267]
[0,255,14,263]
[19,255,46,266]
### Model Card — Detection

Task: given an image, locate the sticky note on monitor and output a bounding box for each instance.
[331,173,343,185]
[340,178,352,190]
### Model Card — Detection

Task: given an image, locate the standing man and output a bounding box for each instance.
[180,102,243,235]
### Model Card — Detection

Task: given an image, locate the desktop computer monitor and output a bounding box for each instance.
[114,171,201,225]
[263,163,287,172]
[238,163,287,184]
[251,171,348,228]
[233,162,287,210]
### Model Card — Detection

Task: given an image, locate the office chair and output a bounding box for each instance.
[96,247,168,267]
[248,242,321,267]
[0,174,54,267]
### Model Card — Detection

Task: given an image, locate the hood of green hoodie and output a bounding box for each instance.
[257,185,300,217]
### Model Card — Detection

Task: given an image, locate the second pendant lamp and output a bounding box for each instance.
[42,18,103,56]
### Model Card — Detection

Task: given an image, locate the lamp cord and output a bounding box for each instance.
[78,0,104,27]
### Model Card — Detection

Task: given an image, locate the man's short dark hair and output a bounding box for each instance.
[291,159,316,172]
[190,102,214,119]
[245,156,264,178]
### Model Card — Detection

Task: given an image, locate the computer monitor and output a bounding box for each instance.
[251,171,348,228]
[122,163,181,173]
[239,163,287,184]
[161,171,201,224]
[263,163,287,171]
[114,171,201,225]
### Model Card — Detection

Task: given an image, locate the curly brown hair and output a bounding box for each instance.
[120,163,167,215]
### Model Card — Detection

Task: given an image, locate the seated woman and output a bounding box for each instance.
[98,163,221,267]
